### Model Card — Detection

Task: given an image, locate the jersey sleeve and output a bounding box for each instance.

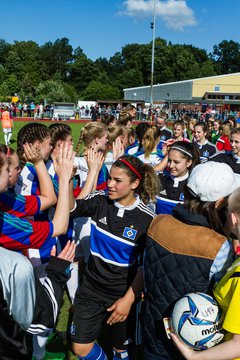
[216,139,224,151]
[0,211,54,250]
[70,191,105,218]
[28,257,71,334]
[0,191,41,217]
[222,276,240,334]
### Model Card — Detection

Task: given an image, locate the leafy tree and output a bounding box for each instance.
[114,68,143,93]
[5,50,23,77]
[0,39,11,65]
[0,64,6,83]
[69,48,100,93]
[35,80,72,104]
[81,81,121,101]
[40,38,73,81]
[210,40,240,74]
[0,75,20,96]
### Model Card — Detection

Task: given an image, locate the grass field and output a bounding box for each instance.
[3,120,86,151]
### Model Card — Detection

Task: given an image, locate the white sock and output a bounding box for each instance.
[7,132,12,144]
[4,133,8,145]
[67,261,79,303]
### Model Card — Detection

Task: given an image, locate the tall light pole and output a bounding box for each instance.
[150,0,156,116]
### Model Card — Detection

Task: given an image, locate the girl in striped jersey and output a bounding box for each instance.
[0,144,57,218]
[194,122,217,163]
[70,155,159,360]
[73,122,109,267]
[0,142,74,360]
[135,125,164,168]
[0,142,74,255]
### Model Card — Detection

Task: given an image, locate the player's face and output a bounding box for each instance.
[194,126,206,143]
[8,153,21,188]
[173,125,183,139]
[107,166,138,206]
[156,117,166,128]
[121,132,130,150]
[126,120,132,129]
[213,122,220,131]
[39,136,52,161]
[64,134,73,147]
[96,132,108,152]
[53,135,73,156]
[230,133,240,156]
[129,108,136,119]
[168,150,192,178]
[0,154,9,193]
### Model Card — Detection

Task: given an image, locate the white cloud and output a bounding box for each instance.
[119,0,197,31]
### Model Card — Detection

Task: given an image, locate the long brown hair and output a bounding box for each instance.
[113,155,160,204]
[75,122,107,155]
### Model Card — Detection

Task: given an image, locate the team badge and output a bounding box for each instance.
[123,227,137,240]
[203,150,209,158]
[179,193,184,201]
[161,135,166,141]
[70,323,76,335]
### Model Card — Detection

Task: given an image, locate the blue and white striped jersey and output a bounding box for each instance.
[70,191,155,297]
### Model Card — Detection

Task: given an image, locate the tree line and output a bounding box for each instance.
[0,37,239,103]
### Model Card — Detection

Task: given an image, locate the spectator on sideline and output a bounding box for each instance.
[142,161,239,360]
[171,186,240,360]
[1,106,13,145]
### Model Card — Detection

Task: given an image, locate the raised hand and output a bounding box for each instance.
[23,142,43,164]
[52,143,75,183]
[86,148,104,174]
[113,136,124,161]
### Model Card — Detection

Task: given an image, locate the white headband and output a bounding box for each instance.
[170,146,193,158]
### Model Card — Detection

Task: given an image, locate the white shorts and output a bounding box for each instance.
[3,128,12,134]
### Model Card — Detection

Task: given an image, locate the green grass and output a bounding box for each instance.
[4,120,86,151]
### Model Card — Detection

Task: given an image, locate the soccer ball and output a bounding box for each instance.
[171,292,224,350]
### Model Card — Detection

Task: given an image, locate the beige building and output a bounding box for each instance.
[124,72,240,110]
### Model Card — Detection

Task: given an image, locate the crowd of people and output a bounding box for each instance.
[1,104,240,360]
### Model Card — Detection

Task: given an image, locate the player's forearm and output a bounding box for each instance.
[124,267,144,304]
[76,169,99,200]
[154,155,168,172]
[189,335,240,360]
[35,161,57,210]
[52,178,69,236]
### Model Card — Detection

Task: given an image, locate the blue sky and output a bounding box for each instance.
[1,0,239,60]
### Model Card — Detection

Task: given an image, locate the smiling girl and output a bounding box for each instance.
[194,122,217,162]
[156,141,200,214]
[70,155,159,360]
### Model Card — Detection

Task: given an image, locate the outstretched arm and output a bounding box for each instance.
[52,143,74,237]
[76,149,104,200]
[170,332,240,360]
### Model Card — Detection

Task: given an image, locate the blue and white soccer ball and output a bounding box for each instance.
[171,292,224,350]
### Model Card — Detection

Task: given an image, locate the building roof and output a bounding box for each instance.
[123,72,240,91]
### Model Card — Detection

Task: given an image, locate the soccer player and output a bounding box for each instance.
[70,155,159,360]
